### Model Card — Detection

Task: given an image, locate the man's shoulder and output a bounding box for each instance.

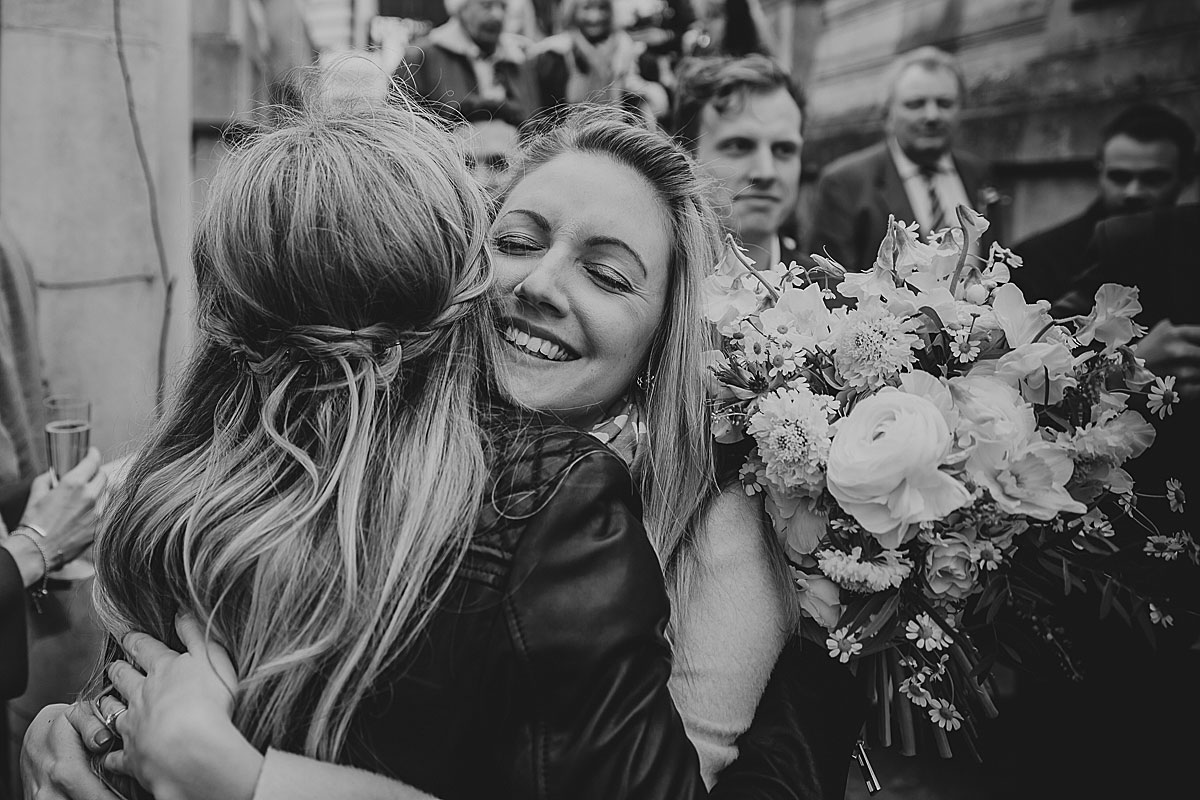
[820,142,890,180]
[1014,205,1102,256]
[1094,203,1199,265]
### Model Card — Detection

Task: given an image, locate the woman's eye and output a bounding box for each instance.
[491,234,542,255]
[586,265,633,293]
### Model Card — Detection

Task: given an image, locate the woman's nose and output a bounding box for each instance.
[513,250,570,316]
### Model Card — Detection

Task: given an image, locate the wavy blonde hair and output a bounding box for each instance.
[91,86,497,761]
[501,108,721,627]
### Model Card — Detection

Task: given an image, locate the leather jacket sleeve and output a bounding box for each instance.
[504,448,708,800]
[711,638,868,800]
[1,546,29,699]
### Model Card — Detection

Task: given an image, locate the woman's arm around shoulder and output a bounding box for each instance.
[506,444,707,800]
[669,487,791,786]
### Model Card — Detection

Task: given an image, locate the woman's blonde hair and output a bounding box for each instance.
[91,83,497,760]
[501,107,720,627]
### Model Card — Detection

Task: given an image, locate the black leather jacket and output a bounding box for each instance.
[346,425,707,798]
[341,423,864,799]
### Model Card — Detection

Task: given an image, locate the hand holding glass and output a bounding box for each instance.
[42,395,96,581]
[44,396,91,486]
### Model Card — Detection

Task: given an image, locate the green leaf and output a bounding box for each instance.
[1098,576,1116,619]
[857,592,902,642]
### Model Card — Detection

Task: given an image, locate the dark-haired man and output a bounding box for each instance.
[1012,102,1196,305]
[671,54,807,269]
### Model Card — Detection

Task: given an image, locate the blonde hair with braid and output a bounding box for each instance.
[90,84,498,762]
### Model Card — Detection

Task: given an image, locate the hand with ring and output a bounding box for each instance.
[98,612,263,800]
[19,702,124,800]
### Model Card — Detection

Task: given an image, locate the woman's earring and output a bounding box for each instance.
[636,365,655,393]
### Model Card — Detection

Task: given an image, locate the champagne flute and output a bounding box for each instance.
[42,395,96,583]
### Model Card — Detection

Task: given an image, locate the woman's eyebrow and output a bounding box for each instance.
[499,209,551,231]
[585,235,647,278]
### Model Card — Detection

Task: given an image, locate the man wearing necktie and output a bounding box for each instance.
[810,46,1000,272]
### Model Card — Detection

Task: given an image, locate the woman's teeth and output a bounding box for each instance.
[502,326,575,362]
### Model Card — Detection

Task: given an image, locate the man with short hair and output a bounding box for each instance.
[394,0,540,126]
[809,46,999,272]
[671,54,807,269]
[1012,102,1196,305]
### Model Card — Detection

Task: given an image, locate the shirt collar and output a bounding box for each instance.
[888,138,954,179]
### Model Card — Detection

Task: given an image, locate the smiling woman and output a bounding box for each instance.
[22,104,866,800]
[492,151,672,424]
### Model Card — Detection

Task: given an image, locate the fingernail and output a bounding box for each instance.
[95,729,113,747]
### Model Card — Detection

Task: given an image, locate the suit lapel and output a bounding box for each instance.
[874,148,915,227]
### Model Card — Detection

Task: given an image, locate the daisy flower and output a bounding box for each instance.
[1166,478,1186,513]
[1149,603,1174,627]
[1116,490,1137,515]
[1144,534,1185,561]
[739,460,765,496]
[973,540,1004,571]
[949,329,980,363]
[900,675,933,707]
[928,700,964,731]
[826,628,863,663]
[1146,375,1180,419]
[905,613,949,651]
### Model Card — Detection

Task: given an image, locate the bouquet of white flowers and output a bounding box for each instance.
[704,207,1195,760]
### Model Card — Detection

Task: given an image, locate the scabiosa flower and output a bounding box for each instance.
[900,674,933,707]
[1166,478,1186,513]
[1149,603,1174,627]
[1147,375,1180,419]
[928,699,964,731]
[906,613,950,651]
[747,386,834,494]
[826,627,863,663]
[949,329,980,363]
[817,546,913,593]
[831,305,921,389]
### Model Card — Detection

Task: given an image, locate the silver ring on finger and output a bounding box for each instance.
[103,704,128,731]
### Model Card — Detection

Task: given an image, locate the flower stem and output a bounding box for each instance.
[725,233,780,302]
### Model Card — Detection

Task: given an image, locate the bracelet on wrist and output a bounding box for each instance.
[12,523,64,571]
[9,529,50,612]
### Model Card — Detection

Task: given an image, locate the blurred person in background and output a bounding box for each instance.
[671,54,806,270]
[810,46,999,272]
[394,0,540,126]
[1012,102,1196,305]
[452,113,521,197]
[533,0,669,124]
[681,0,775,60]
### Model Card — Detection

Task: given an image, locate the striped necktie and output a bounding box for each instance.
[920,166,947,234]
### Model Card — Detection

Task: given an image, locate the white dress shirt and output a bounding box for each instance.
[888,139,973,238]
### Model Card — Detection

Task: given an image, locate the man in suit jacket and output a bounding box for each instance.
[393,0,540,126]
[1013,103,1196,306]
[671,54,810,270]
[810,47,999,273]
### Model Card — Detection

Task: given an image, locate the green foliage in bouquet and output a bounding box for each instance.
[703,207,1195,760]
